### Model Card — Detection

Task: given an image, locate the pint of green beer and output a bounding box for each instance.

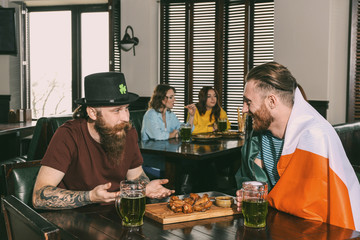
[217,118,227,132]
[242,199,268,228]
[115,180,146,227]
[239,181,268,228]
[180,123,192,142]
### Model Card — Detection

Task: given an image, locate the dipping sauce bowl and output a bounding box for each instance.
[215,196,234,208]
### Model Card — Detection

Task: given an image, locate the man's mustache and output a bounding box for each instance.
[100,122,132,135]
[113,122,132,132]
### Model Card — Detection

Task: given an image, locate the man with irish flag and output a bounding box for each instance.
[235,62,360,231]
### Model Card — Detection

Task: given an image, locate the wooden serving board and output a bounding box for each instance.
[145,202,241,224]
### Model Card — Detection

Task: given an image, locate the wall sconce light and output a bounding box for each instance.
[120,25,139,56]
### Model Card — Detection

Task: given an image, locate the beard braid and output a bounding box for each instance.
[252,103,273,132]
[94,116,132,166]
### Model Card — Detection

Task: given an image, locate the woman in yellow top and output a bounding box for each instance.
[187,86,231,134]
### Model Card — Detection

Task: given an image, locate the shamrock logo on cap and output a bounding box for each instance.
[119,84,127,94]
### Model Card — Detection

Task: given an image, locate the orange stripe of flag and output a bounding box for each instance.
[267,148,355,230]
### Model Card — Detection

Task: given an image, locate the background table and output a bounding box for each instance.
[139,138,244,193]
[0,121,36,161]
[139,137,244,160]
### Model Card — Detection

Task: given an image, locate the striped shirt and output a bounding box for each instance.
[257,130,284,187]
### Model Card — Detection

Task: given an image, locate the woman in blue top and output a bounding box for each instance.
[142,84,195,140]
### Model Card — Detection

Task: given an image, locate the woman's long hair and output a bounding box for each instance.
[148,84,176,113]
[195,86,221,122]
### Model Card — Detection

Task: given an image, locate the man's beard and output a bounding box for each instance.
[94,115,132,165]
[251,103,273,132]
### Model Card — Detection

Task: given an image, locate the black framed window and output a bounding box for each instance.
[160,0,274,125]
[25,2,120,118]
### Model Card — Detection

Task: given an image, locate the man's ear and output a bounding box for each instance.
[87,107,97,121]
[267,94,278,109]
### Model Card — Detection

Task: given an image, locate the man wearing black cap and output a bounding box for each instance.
[32,72,174,210]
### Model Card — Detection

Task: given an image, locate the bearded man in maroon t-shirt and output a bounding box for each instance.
[32,72,174,210]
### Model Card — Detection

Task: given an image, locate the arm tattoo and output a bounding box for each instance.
[33,185,92,210]
[131,171,150,186]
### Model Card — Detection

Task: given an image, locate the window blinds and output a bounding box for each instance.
[161,0,274,124]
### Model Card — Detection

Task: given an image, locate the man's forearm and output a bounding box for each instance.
[33,185,92,210]
[130,171,150,186]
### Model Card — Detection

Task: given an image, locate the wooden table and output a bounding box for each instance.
[139,137,244,193]
[0,121,36,160]
[40,199,360,240]
[0,121,37,136]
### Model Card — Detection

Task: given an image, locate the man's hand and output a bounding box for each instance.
[145,179,175,199]
[236,189,243,212]
[89,182,120,203]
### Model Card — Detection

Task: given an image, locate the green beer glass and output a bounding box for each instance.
[180,123,192,142]
[239,181,268,228]
[115,180,146,227]
[217,118,227,132]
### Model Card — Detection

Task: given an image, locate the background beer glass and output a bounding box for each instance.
[115,180,146,227]
[239,181,268,228]
[237,111,247,134]
[217,118,227,132]
[180,123,191,142]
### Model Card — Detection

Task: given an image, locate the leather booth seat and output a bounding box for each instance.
[129,109,162,179]
[26,115,73,161]
[129,109,146,141]
[1,160,41,207]
[333,122,360,167]
[333,122,360,182]
[0,115,72,199]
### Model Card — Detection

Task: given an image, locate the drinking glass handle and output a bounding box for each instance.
[239,189,244,199]
[115,193,122,212]
[238,189,245,208]
[116,193,122,202]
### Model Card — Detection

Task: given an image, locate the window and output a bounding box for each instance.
[26,2,120,118]
[160,0,274,125]
[81,12,110,95]
[29,11,73,117]
[348,0,360,122]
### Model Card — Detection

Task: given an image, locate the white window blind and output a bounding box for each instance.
[161,0,274,125]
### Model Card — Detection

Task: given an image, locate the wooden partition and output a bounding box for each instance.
[309,100,329,119]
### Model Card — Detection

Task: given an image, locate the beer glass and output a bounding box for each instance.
[180,123,192,142]
[239,181,268,228]
[238,113,247,134]
[115,180,146,227]
[217,118,227,132]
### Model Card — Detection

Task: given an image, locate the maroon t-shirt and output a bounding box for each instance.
[41,118,143,192]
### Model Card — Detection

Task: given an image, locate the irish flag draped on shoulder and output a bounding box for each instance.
[268,88,360,231]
